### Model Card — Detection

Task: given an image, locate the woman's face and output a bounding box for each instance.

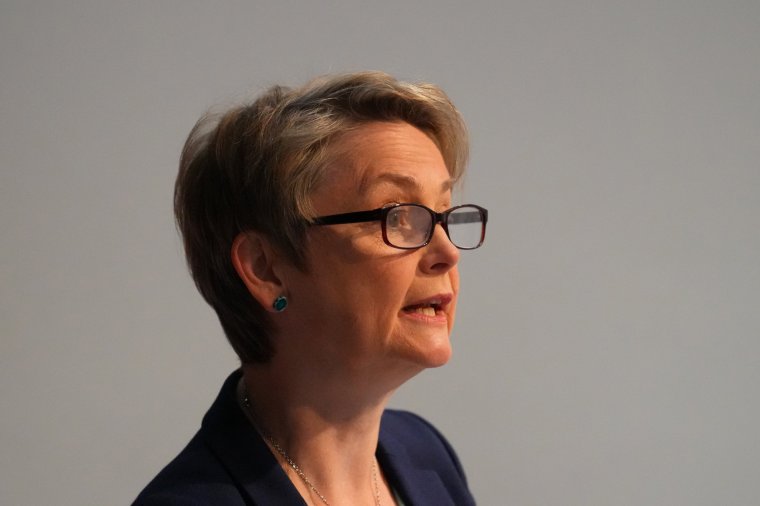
[280,121,461,382]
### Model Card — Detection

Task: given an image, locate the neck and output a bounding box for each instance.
[239,362,397,505]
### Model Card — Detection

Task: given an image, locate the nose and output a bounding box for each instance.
[420,222,460,274]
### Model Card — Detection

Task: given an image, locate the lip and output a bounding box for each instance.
[400,293,453,324]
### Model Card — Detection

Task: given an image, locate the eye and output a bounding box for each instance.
[386,207,410,229]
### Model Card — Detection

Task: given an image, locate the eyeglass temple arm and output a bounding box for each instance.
[311,208,385,226]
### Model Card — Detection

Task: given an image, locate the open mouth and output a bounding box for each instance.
[402,302,443,317]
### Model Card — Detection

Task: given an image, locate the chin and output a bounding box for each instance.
[425,343,453,368]
[405,334,453,369]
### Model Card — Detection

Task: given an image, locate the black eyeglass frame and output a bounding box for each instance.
[311,203,488,250]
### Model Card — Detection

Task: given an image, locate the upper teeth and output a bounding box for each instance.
[414,306,436,316]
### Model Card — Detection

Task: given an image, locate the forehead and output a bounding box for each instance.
[323,121,453,197]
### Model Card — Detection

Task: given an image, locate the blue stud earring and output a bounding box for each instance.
[272,295,288,312]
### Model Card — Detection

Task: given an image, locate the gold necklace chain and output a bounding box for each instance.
[242,392,382,506]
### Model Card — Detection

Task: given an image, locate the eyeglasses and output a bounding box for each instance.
[311,203,488,250]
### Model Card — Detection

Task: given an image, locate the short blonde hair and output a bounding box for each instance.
[175,71,469,363]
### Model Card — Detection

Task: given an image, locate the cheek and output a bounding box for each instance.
[321,261,404,324]
[362,264,410,313]
[303,232,418,330]
[342,261,416,339]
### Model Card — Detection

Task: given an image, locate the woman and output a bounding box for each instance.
[134,71,487,505]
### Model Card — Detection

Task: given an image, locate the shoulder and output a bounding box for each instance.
[132,371,250,506]
[131,433,245,506]
[380,409,469,482]
[381,409,449,441]
[379,409,476,505]
[382,409,460,454]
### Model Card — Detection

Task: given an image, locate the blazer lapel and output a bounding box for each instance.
[201,371,307,505]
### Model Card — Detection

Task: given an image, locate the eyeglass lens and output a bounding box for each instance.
[447,207,485,249]
[385,205,484,249]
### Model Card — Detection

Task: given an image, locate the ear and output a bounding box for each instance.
[231,231,286,313]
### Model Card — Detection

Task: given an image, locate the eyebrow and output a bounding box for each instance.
[358,172,455,195]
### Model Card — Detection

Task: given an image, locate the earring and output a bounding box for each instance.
[272,295,288,312]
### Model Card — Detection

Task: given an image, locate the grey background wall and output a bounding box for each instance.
[2,1,759,505]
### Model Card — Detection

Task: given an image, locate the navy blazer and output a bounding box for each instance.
[133,371,475,505]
